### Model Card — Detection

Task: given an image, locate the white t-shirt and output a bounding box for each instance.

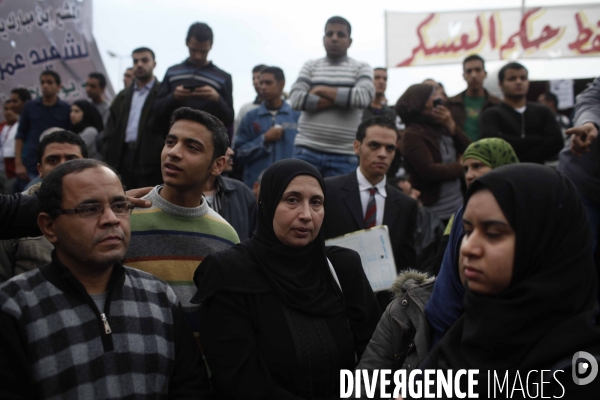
[1,122,18,158]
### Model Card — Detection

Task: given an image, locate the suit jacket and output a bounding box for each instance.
[324,172,418,273]
[102,80,163,186]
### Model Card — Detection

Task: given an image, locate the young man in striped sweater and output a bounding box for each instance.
[124,107,240,340]
[290,15,375,178]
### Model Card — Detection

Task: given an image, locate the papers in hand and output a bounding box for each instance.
[325,225,397,292]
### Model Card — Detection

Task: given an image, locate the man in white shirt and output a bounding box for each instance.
[0,101,19,194]
[323,116,418,309]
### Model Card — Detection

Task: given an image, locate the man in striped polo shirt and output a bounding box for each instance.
[124,107,240,341]
[290,16,375,177]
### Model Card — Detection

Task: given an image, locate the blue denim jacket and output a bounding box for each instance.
[233,101,300,187]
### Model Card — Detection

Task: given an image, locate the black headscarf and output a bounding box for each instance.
[71,100,104,134]
[193,159,345,317]
[427,163,600,371]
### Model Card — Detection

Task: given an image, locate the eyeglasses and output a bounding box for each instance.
[58,201,134,218]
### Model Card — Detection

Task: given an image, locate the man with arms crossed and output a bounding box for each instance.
[290,16,374,177]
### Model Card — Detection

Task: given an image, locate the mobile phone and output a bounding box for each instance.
[433,98,443,107]
[183,83,204,90]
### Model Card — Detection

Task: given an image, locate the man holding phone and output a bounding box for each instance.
[154,22,234,139]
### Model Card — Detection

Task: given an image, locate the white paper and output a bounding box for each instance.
[325,225,396,292]
[550,79,574,110]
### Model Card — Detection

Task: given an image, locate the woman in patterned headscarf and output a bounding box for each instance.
[462,137,519,188]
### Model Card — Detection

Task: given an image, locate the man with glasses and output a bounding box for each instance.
[0,158,206,398]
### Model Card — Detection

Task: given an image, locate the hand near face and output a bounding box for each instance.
[194,86,220,102]
[432,105,457,135]
[566,122,598,156]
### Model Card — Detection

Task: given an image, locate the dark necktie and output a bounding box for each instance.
[365,187,377,228]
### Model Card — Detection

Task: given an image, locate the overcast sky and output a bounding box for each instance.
[93,0,600,113]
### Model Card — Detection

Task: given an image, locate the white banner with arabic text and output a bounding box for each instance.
[0,0,113,109]
[386,5,600,68]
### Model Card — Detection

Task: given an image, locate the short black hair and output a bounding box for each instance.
[325,16,351,36]
[132,47,155,60]
[260,66,285,82]
[374,67,387,72]
[463,54,485,70]
[10,88,32,102]
[38,159,116,218]
[356,116,398,142]
[252,64,267,74]
[88,72,106,89]
[187,22,213,44]
[498,62,527,83]
[170,107,228,162]
[540,92,558,107]
[40,70,61,85]
[37,130,88,164]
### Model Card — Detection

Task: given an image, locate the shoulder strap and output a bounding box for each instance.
[326,257,342,292]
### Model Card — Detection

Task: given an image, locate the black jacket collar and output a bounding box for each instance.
[40,251,126,299]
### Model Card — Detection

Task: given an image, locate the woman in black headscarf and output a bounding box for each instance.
[192,159,380,400]
[396,84,471,224]
[70,100,104,160]
[424,163,600,398]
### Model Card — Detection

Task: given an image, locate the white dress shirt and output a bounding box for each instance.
[125,79,156,143]
[356,168,387,227]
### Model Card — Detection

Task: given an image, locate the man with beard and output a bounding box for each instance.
[102,47,163,188]
[479,62,563,163]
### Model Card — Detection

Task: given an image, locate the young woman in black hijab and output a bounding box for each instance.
[70,100,104,160]
[192,159,380,399]
[423,163,600,398]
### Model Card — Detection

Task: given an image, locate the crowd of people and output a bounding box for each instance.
[0,14,599,399]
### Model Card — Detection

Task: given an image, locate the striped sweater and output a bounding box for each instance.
[125,186,239,336]
[289,56,374,155]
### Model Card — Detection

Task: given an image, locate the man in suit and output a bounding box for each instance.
[324,116,418,309]
[102,47,163,189]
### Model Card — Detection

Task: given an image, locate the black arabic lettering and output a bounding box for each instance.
[35,6,51,28]
[19,10,35,31]
[63,31,89,61]
[29,45,63,66]
[0,54,26,82]
[6,13,18,33]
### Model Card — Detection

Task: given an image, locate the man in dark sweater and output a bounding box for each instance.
[153,22,234,138]
[0,159,205,398]
[446,54,501,142]
[15,71,71,189]
[479,62,563,163]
